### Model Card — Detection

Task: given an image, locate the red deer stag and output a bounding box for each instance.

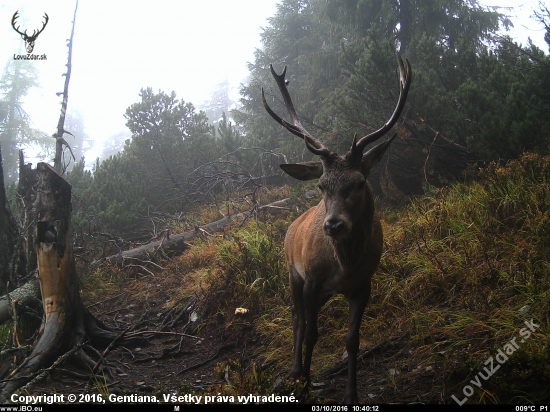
[261,53,411,404]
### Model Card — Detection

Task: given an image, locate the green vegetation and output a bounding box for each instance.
[235,0,550,198]
[151,153,549,403]
[376,153,550,402]
[236,0,550,161]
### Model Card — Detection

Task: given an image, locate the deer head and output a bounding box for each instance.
[263,53,411,240]
[12,11,49,54]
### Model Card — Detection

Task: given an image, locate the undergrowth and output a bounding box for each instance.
[89,153,550,403]
[375,153,550,403]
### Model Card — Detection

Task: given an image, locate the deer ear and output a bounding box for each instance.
[361,134,396,175]
[280,162,323,181]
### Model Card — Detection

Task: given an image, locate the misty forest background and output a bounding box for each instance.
[2,0,549,237]
[1,0,550,404]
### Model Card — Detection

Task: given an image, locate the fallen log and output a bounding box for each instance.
[0,277,41,325]
[90,198,289,269]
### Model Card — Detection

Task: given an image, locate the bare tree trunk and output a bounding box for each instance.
[53,2,78,174]
[0,163,128,401]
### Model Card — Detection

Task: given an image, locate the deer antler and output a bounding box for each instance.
[29,13,49,40]
[351,52,412,155]
[11,11,25,37]
[262,65,331,157]
[11,11,49,40]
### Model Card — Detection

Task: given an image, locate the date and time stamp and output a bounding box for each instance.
[5,395,549,409]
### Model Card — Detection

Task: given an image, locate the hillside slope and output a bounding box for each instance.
[42,153,550,404]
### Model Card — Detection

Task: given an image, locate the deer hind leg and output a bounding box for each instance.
[344,288,371,404]
[289,269,305,380]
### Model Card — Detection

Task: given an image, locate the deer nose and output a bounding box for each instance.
[324,218,345,236]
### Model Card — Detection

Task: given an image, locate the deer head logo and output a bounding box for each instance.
[11,11,49,54]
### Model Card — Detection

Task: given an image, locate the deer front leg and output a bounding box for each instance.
[344,288,371,404]
[302,281,320,385]
[290,269,305,380]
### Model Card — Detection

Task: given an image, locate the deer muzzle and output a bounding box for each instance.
[324,217,346,237]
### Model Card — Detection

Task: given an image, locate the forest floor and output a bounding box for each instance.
[30,261,447,405]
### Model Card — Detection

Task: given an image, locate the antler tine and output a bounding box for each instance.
[261,86,302,138]
[36,13,49,36]
[262,64,330,157]
[352,52,412,155]
[11,11,25,36]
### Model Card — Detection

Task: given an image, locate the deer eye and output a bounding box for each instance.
[357,180,366,189]
[317,183,324,192]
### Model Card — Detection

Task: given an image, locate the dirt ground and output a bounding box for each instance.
[25,263,450,406]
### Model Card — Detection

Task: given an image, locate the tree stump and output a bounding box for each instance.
[0,163,130,402]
